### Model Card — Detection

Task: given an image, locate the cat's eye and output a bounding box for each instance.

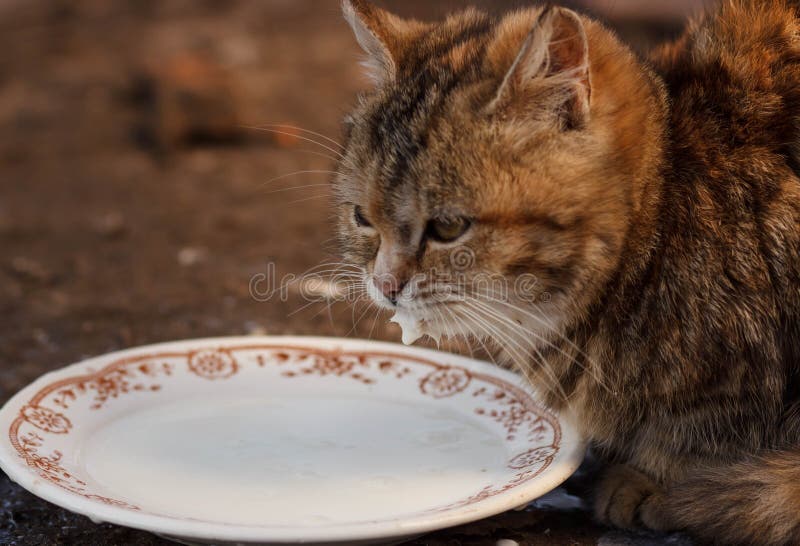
[427,217,472,243]
[354,205,372,228]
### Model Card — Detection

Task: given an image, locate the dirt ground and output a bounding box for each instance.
[0,1,692,544]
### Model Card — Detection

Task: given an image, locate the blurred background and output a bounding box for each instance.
[1,1,707,544]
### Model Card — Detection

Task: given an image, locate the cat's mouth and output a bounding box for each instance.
[365,276,456,345]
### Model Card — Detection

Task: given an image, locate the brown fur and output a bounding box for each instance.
[336,1,800,543]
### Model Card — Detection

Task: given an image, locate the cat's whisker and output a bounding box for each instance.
[287,194,333,206]
[307,282,368,322]
[348,291,363,333]
[319,237,339,247]
[277,271,362,297]
[469,289,609,392]
[432,305,448,350]
[440,304,460,350]
[297,272,362,281]
[286,278,365,319]
[259,170,343,188]
[299,278,367,322]
[300,262,364,273]
[433,296,498,364]
[455,301,550,388]
[242,126,344,159]
[458,298,570,402]
[465,294,604,392]
[453,300,533,368]
[448,305,476,359]
[406,283,580,395]
[346,293,375,337]
[263,183,331,195]
[472,299,611,392]
[367,304,384,341]
[293,148,342,163]
[254,123,345,151]
[290,277,362,295]
[286,297,326,319]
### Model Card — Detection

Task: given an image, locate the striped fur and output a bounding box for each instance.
[335,1,800,543]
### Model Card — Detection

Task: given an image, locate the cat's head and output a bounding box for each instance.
[335,1,665,346]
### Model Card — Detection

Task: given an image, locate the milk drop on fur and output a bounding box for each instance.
[390,310,424,345]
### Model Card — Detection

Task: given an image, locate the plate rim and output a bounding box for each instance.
[0,335,587,544]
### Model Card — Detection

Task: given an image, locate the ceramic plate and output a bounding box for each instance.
[0,337,585,545]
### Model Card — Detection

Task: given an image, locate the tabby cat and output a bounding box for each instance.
[334,0,800,543]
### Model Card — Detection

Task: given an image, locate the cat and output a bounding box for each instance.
[334,0,800,543]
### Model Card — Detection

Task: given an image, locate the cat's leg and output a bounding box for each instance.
[594,464,671,531]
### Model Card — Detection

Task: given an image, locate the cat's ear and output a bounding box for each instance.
[490,7,591,128]
[342,0,423,85]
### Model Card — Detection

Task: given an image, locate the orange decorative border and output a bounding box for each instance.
[7,343,561,521]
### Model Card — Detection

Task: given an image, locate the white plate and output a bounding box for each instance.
[0,337,585,545]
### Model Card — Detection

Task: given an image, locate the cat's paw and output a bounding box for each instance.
[594,464,671,531]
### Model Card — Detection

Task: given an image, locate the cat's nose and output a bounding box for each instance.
[374,276,407,306]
